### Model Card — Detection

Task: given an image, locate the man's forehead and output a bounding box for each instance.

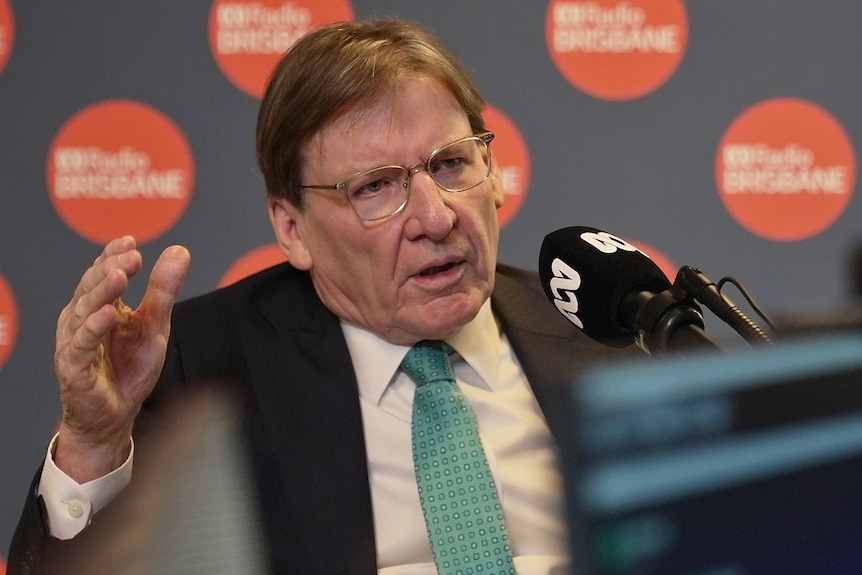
[302,80,471,169]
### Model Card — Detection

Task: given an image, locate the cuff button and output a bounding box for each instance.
[67,500,85,518]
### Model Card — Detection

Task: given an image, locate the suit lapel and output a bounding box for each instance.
[241,272,377,574]
[491,265,619,441]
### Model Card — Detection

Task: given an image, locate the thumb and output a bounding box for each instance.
[138,245,191,326]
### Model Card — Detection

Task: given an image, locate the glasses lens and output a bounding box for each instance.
[429,137,491,192]
[345,166,409,220]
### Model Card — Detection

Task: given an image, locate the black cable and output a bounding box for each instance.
[716,276,778,332]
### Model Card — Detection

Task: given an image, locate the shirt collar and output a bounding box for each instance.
[342,299,501,406]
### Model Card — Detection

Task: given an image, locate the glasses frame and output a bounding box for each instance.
[300,131,495,222]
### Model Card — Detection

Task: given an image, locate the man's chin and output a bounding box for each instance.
[405,300,484,339]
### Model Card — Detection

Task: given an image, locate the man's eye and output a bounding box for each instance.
[431,155,470,178]
[351,176,397,199]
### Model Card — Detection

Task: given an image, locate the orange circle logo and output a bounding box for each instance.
[716,98,856,242]
[546,0,688,101]
[218,243,287,287]
[483,105,531,229]
[0,270,19,372]
[46,100,195,245]
[0,0,14,76]
[209,0,354,99]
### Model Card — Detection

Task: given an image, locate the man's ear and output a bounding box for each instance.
[490,154,504,209]
[267,197,313,270]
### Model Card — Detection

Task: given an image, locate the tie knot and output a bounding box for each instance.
[400,340,456,387]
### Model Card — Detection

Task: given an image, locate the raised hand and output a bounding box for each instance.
[53,236,191,482]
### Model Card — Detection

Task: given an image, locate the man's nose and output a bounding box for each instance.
[402,170,455,238]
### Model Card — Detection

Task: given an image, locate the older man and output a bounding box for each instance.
[9,18,627,574]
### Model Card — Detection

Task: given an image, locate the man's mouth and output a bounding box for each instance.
[419,262,457,276]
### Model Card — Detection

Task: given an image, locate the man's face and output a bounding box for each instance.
[268,76,504,344]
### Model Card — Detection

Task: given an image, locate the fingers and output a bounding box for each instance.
[59,302,120,374]
[65,237,143,334]
[71,236,142,302]
[57,238,136,358]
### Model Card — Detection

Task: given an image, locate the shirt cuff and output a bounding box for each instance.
[37,433,134,540]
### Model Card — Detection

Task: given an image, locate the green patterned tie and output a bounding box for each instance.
[401,340,515,575]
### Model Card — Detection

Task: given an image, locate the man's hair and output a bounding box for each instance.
[256,18,487,206]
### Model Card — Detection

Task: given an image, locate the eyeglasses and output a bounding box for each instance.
[301,131,495,222]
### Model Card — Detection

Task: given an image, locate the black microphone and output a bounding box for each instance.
[539,226,723,354]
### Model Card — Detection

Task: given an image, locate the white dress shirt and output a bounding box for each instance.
[38,300,571,573]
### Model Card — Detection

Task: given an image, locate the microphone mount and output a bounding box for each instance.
[622,285,724,355]
[619,266,776,355]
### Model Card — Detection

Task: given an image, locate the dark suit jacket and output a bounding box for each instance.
[8,262,630,574]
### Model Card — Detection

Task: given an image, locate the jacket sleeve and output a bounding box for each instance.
[6,465,88,575]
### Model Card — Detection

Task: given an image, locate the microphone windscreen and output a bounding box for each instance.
[538,226,671,346]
